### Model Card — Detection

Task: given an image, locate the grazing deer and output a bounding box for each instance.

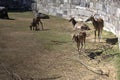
[85,15,104,42]
[72,32,86,51]
[29,17,43,31]
[69,17,90,30]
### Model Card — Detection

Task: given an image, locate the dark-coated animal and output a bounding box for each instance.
[29,17,43,31]
[0,7,9,19]
[29,13,50,31]
[106,38,118,45]
[85,15,104,42]
[72,32,86,51]
[69,17,90,30]
[37,13,50,19]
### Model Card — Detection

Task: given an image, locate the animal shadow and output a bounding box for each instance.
[8,18,15,20]
[51,40,68,45]
[34,28,50,31]
[41,29,50,31]
[0,18,15,20]
[86,50,103,59]
[106,38,118,45]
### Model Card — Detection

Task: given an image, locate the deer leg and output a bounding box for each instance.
[100,28,103,39]
[94,30,97,42]
[77,42,80,52]
[29,25,32,30]
[81,42,83,49]
[83,42,85,50]
[84,38,86,49]
[98,30,101,42]
[36,23,39,30]
[39,20,43,30]
[79,42,84,52]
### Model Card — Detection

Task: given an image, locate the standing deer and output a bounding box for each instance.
[29,17,43,31]
[85,15,104,42]
[72,32,86,51]
[69,17,90,30]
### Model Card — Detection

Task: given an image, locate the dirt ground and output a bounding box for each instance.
[0,12,117,80]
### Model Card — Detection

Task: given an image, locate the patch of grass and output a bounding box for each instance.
[115,49,120,80]
[117,56,120,80]
[103,30,116,39]
[34,25,72,51]
[8,11,34,18]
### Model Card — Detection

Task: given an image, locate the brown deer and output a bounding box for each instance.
[29,17,43,31]
[72,32,86,51]
[69,17,90,30]
[85,15,104,42]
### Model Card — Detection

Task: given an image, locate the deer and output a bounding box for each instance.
[72,31,86,52]
[85,15,104,42]
[69,17,90,31]
[29,17,43,31]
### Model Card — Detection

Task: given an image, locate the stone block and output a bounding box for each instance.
[63,10,68,15]
[56,13,63,17]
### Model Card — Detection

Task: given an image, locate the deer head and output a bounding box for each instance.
[85,15,95,22]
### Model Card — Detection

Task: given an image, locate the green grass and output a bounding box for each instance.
[8,11,34,18]
[34,30,71,51]
[118,56,120,80]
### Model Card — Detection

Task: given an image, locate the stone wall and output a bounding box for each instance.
[34,0,120,49]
